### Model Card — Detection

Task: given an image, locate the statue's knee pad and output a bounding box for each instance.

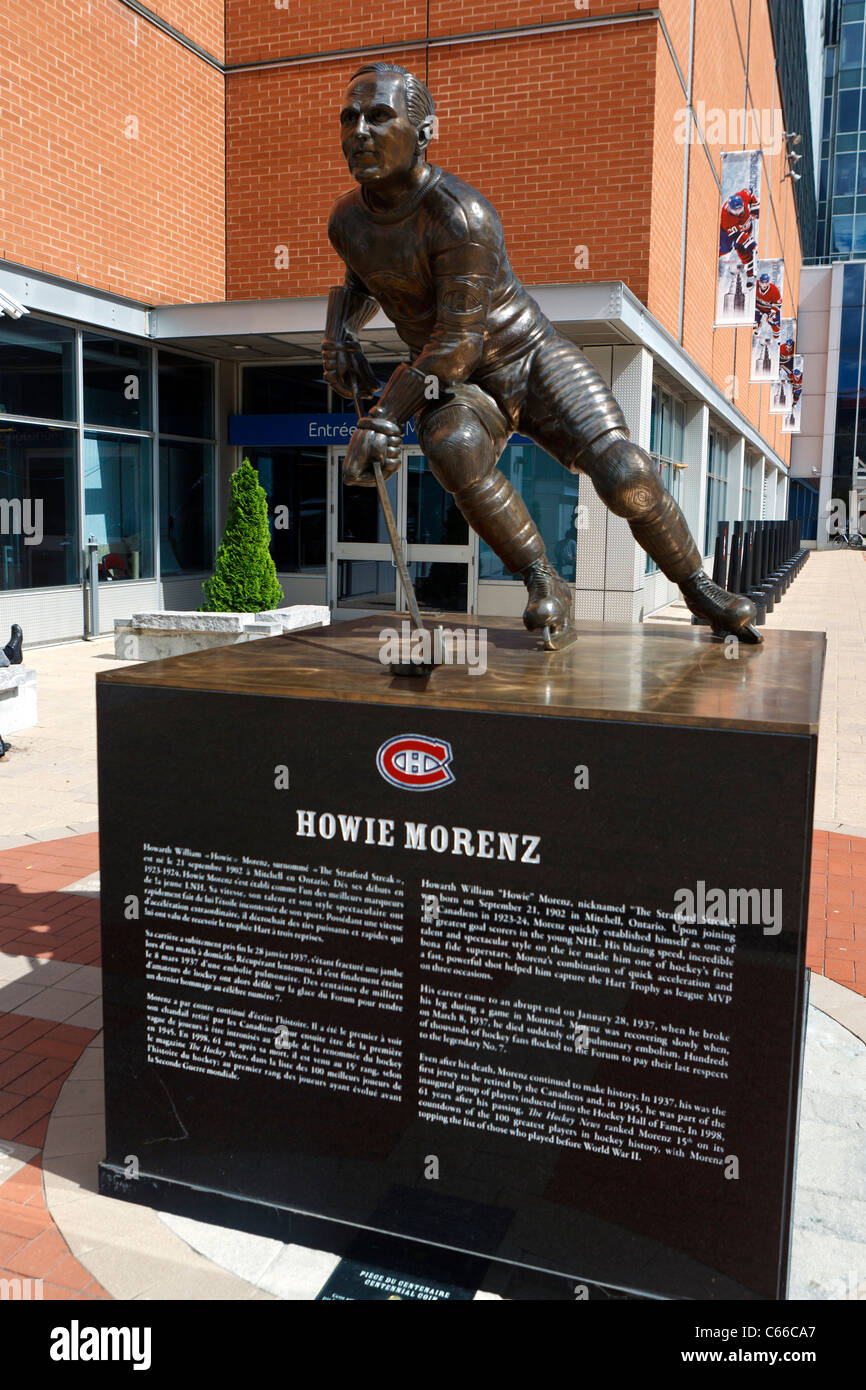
[589,440,666,521]
[417,403,497,495]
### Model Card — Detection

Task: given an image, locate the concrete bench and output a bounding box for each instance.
[114,607,330,661]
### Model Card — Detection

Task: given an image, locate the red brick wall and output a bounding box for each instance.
[224,0,426,65]
[151,0,226,62]
[226,22,658,302]
[658,0,691,76]
[0,0,803,459]
[223,0,650,66]
[225,0,802,453]
[671,0,800,460]
[648,25,686,339]
[0,0,224,303]
[428,0,650,35]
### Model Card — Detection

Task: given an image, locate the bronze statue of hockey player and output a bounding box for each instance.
[324,63,761,648]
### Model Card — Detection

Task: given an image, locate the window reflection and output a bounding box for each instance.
[84,334,151,430]
[647,385,685,574]
[0,423,77,588]
[83,433,153,580]
[405,453,468,546]
[158,351,213,438]
[837,89,861,131]
[159,442,214,574]
[246,448,327,573]
[704,429,729,556]
[479,442,580,582]
[0,319,76,422]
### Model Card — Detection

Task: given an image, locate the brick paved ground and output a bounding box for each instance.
[0,834,106,1297]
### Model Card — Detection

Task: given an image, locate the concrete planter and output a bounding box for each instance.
[114,606,330,660]
[0,667,38,733]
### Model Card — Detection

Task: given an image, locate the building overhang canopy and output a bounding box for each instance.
[0,260,788,473]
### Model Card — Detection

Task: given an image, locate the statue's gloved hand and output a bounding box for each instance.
[343,416,402,487]
[322,338,380,402]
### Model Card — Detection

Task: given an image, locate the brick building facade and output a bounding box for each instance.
[0,1,812,641]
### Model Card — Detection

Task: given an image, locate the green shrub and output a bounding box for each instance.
[201,458,283,613]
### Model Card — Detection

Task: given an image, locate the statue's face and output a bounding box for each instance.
[340,73,422,184]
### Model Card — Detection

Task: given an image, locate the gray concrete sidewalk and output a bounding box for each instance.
[647,548,866,829]
[0,637,132,843]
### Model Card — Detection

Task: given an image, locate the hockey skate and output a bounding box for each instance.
[681,569,762,644]
[521,559,577,651]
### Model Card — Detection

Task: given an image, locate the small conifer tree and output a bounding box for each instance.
[201,458,283,612]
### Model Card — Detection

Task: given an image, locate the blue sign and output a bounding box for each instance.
[229,413,532,451]
[229,413,419,448]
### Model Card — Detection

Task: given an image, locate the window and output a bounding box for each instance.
[477,443,580,582]
[0,423,77,588]
[788,478,820,542]
[406,452,468,548]
[646,385,685,574]
[157,351,216,576]
[835,151,857,195]
[83,433,153,580]
[841,22,865,69]
[0,317,217,595]
[237,366,332,576]
[0,318,75,422]
[743,455,761,521]
[159,442,214,574]
[244,448,327,574]
[705,428,729,555]
[837,89,862,131]
[241,363,327,414]
[84,333,151,430]
[158,351,213,438]
[844,261,865,305]
[839,304,863,391]
[833,213,855,252]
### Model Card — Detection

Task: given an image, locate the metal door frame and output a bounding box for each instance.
[327,446,477,616]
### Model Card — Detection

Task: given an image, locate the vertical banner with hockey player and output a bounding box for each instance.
[716,150,762,327]
[750,259,785,383]
[770,318,797,413]
[780,354,803,433]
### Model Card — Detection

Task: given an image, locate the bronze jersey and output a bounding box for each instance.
[327,165,551,386]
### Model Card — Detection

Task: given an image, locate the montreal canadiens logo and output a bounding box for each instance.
[376,734,454,791]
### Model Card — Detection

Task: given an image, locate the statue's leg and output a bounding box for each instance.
[417,399,573,638]
[581,432,760,642]
[520,337,761,643]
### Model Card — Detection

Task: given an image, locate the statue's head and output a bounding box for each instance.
[340,63,435,185]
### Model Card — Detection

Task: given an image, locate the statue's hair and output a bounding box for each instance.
[349,63,435,130]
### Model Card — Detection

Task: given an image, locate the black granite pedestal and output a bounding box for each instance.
[96,616,825,1300]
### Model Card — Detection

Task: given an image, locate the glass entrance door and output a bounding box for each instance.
[330,447,476,616]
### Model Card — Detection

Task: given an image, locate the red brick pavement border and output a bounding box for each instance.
[0,833,100,964]
[809,829,866,996]
[0,1011,108,1299]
